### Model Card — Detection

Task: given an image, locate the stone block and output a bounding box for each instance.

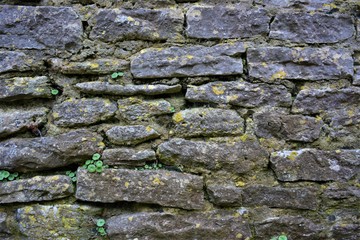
[105,125,160,145]
[102,148,156,166]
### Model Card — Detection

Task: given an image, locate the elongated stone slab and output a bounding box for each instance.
[75,168,204,210]
[102,148,156,166]
[0,129,103,172]
[185,81,292,108]
[105,125,160,145]
[131,42,245,78]
[0,175,73,203]
[270,149,360,182]
[0,51,44,73]
[248,47,353,80]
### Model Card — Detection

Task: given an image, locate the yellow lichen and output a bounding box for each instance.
[235,181,246,187]
[128,216,133,222]
[270,70,287,80]
[90,63,99,69]
[239,134,248,142]
[152,177,164,185]
[173,112,184,123]
[287,151,298,161]
[212,85,225,95]
[195,223,201,228]
[127,16,135,22]
[236,233,243,239]
[124,182,130,188]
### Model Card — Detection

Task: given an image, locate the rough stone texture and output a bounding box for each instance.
[0,129,103,172]
[0,107,49,138]
[0,76,52,101]
[118,98,174,122]
[172,108,244,137]
[105,125,160,145]
[131,42,245,78]
[186,5,270,39]
[254,111,323,142]
[354,66,360,85]
[107,210,252,239]
[242,185,318,210]
[0,51,44,73]
[0,175,74,203]
[270,13,354,43]
[292,87,360,114]
[0,5,82,51]
[248,47,353,81]
[90,8,184,42]
[323,183,360,204]
[185,81,292,108]
[0,212,8,236]
[255,0,335,10]
[157,138,269,174]
[52,98,117,127]
[16,204,102,240]
[207,183,242,207]
[102,148,156,166]
[331,224,360,240]
[270,149,360,182]
[75,168,204,210]
[75,81,182,96]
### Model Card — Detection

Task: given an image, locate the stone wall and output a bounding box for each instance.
[0,0,359,239]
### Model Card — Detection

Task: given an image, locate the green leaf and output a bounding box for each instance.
[100,231,107,236]
[71,177,77,182]
[0,175,4,181]
[96,166,103,173]
[85,160,92,165]
[92,153,101,160]
[51,89,59,95]
[68,172,75,178]
[87,164,96,173]
[270,237,277,240]
[158,163,163,168]
[96,219,106,227]
[116,72,124,77]
[2,171,10,178]
[95,161,103,167]
[278,235,288,240]
[111,72,118,79]
[97,227,105,233]
[7,175,15,181]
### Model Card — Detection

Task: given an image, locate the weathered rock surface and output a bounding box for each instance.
[75,168,204,210]
[0,5,82,51]
[186,5,270,39]
[185,81,292,108]
[331,224,360,240]
[0,51,44,73]
[90,8,183,42]
[0,212,8,236]
[0,76,52,101]
[131,42,245,78]
[270,149,360,182]
[292,88,360,114]
[270,13,354,43]
[16,204,102,240]
[0,175,73,203]
[107,210,252,239]
[172,108,244,137]
[157,138,268,174]
[118,98,174,122]
[323,183,360,203]
[105,125,160,145]
[0,107,49,138]
[247,47,353,80]
[0,129,103,172]
[75,81,182,96]
[53,98,117,127]
[207,183,242,207]
[102,148,156,166]
[354,66,360,85]
[254,111,323,142]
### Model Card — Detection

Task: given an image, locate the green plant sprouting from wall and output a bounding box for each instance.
[0,170,19,181]
[96,218,107,236]
[83,153,108,173]
[65,170,77,183]
[270,234,288,240]
[111,72,124,79]
[135,162,164,171]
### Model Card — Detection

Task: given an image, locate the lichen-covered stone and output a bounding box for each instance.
[105,125,160,145]
[292,87,360,114]
[248,47,353,81]
[16,204,102,240]
[354,66,360,85]
[186,5,270,39]
[0,5,82,51]
[0,76,52,101]
[185,81,292,108]
[254,111,323,142]
[270,149,360,182]
[90,8,183,42]
[0,212,8,236]
[331,224,360,240]
[75,168,204,210]
[75,81,182,96]
[172,108,244,137]
[157,138,268,174]
[131,42,245,78]
[0,51,44,73]
[270,13,354,43]
[53,98,117,127]
[207,183,242,207]
[0,175,73,203]
[102,148,156,166]
[323,183,360,204]
[107,210,252,239]
[117,98,174,122]
[0,107,49,138]
[0,129,103,172]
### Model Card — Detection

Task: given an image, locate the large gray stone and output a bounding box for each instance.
[0,5,82,51]
[107,210,252,239]
[0,107,49,138]
[0,175,74,203]
[90,8,183,42]
[102,148,156,166]
[206,183,242,207]
[185,81,292,108]
[248,47,353,81]
[52,98,117,127]
[172,108,244,137]
[75,168,204,210]
[0,129,103,172]
[0,51,44,73]
[270,12,354,43]
[186,5,270,39]
[75,81,182,96]
[270,149,360,182]
[0,76,52,101]
[105,125,160,145]
[131,42,245,78]
[157,138,268,174]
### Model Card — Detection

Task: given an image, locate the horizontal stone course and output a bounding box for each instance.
[102,148,156,166]
[0,51,44,73]
[105,125,160,145]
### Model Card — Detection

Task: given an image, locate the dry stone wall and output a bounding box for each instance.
[0,0,359,239]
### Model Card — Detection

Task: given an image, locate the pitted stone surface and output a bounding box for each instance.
[207,183,242,207]
[102,148,156,166]
[0,51,44,73]
[105,125,160,145]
